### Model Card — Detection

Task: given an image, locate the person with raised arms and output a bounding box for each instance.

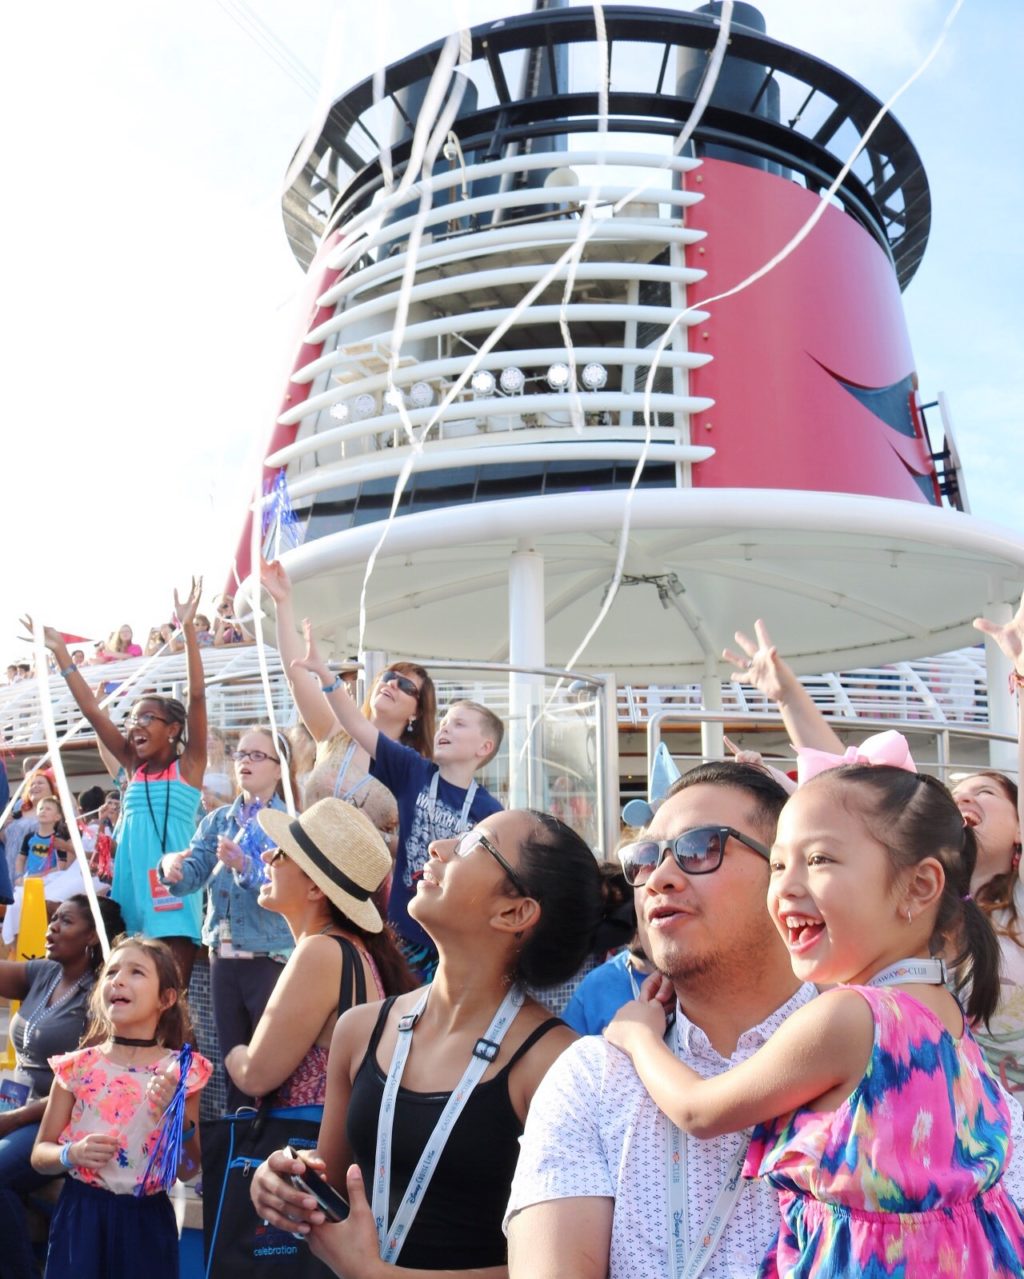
[23,580,208,988]
[293,626,503,984]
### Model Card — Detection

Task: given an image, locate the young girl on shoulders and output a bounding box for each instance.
[607,765,1024,1278]
[32,935,211,1279]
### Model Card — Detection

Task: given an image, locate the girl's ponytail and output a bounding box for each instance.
[949,825,1001,1027]
[956,896,1001,1026]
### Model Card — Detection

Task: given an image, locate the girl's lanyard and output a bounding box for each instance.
[333,741,372,804]
[372,983,524,1263]
[426,772,477,833]
[665,958,948,1277]
[866,957,945,987]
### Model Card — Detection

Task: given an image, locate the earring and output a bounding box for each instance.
[406,717,416,733]
[906,908,913,925]
[1013,846,1022,873]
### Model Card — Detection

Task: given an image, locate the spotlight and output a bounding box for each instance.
[499,366,525,394]
[351,394,377,420]
[383,387,405,410]
[581,362,608,390]
[546,363,571,391]
[408,381,434,408]
[471,370,496,397]
[329,403,349,422]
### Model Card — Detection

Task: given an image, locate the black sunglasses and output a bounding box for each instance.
[381,670,420,700]
[454,829,532,898]
[618,825,771,887]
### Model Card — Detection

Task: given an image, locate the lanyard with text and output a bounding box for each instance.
[865,957,945,988]
[372,983,524,1263]
[426,771,477,833]
[667,1121,749,1279]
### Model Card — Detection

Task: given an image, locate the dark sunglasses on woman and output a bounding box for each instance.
[381,670,420,699]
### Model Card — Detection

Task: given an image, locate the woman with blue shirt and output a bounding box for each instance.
[158,725,296,1109]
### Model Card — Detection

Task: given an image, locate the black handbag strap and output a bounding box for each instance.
[333,934,366,1016]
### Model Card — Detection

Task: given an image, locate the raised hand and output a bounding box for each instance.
[974,592,1024,676]
[289,619,333,686]
[173,577,203,630]
[259,557,293,605]
[722,618,793,703]
[19,616,67,659]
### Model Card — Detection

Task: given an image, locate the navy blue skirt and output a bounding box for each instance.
[45,1176,178,1279]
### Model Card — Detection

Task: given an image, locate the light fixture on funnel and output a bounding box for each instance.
[499,366,525,394]
[581,362,608,390]
[329,402,349,422]
[471,370,496,397]
[546,362,571,391]
[408,381,434,408]
[351,394,377,420]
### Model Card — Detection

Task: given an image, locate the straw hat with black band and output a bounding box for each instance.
[259,797,391,934]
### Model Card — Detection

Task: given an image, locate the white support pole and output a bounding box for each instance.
[508,545,546,810]
[983,597,1017,774]
[700,668,724,762]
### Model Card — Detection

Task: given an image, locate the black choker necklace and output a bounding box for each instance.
[112,1035,158,1047]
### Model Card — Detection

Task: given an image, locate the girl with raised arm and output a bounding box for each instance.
[23,580,208,988]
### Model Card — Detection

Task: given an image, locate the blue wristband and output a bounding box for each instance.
[181,1123,196,1144]
[321,675,342,694]
[59,1143,74,1169]
[60,665,77,680]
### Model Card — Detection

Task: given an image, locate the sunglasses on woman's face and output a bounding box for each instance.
[381,670,420,699]
[618,825,771,887]
[453,829,531,898]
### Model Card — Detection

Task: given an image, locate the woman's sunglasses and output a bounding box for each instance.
[453,829,531,898]
[381,670,420,700]
[618,825,771,887]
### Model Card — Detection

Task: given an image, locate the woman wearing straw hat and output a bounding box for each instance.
[224,798,414,1107]
[250,808,605,1274]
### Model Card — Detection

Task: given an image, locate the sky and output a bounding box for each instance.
[2,0,1021,660]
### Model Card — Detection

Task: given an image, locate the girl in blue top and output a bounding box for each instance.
[25,580,207,989]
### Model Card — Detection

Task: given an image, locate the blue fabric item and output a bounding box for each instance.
[562,950,644,1036]
[0,758,9,819]
[371,734,501,950]
[44,1175,178,1279]
[161,795,294,954]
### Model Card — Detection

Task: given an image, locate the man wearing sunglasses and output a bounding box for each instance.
[506,761,814,1279]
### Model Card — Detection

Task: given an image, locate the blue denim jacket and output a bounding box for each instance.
[161,795,294,955]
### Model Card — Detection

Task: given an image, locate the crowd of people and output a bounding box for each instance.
[0,569,1023,1277]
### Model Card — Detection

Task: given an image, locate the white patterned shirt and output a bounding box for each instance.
[506,983,1024,1279]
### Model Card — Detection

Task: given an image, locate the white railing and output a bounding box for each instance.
[0,645,990,750]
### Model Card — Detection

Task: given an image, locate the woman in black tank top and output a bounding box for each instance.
[251,809,606,1274]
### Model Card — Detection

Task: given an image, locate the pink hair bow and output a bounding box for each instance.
[796,730,917,787]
